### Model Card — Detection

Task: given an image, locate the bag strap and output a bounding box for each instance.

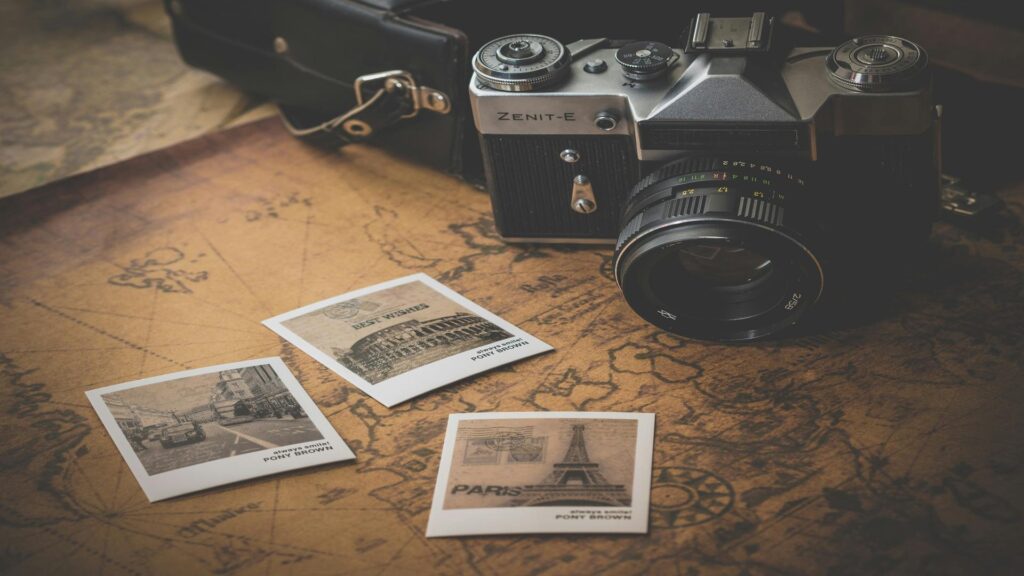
[280,70,452,148]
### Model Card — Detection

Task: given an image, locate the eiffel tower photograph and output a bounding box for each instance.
[512,423,633,507]
[443,416,639,510]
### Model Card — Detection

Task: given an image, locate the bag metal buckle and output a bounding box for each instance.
[354,70,452,119]
[331,70,451,137]
[281,70,451,142]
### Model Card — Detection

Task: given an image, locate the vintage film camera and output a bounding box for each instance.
[469,12,941,341]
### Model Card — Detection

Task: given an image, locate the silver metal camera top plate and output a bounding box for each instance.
[470,46,684,142]
[469,40,934,159]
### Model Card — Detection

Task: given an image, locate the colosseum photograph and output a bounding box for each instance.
[336,311,513,383]
[276,277,514,384]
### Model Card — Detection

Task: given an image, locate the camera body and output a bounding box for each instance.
[470,13,940,341]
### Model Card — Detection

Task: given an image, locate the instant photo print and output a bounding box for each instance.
[85,357,355,501]
[263,273,553,407]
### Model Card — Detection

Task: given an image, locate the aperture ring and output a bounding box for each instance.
[624,159,805,225]
[737,196,784,226]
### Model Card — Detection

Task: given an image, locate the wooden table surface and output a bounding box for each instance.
[1,118,1021,575]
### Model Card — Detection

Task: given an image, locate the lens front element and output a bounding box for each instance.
[673,243,773,288]
[613,157,823,341]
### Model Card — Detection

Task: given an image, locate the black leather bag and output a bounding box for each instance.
[166,0,473,175]
[164,0,838,183]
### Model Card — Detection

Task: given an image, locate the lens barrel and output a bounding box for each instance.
[613,157,824,341]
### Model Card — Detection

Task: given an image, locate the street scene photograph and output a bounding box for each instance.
[100,362,324,475]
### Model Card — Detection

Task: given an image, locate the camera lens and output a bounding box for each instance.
[672,244,773,287]
[613,157,824,341]
[644,241,785,323]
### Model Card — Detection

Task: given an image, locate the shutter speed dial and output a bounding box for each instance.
[826,35,927,92]
[473,34,572,92]
[615,41,678,81]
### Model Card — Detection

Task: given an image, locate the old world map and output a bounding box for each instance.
[1,120,1021,575]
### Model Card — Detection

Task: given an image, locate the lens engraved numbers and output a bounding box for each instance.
[784,292,803,310]
[720,160,806,186]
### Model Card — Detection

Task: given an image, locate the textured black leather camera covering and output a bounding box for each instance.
[164,0,840,182]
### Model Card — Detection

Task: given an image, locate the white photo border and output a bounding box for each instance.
[85,357,355,502]
[262,273,553,407]
[426,412,656,537]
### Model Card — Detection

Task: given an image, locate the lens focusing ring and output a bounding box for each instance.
[613,157,824,342]
[616,157,806,274]
[474,34,572,92]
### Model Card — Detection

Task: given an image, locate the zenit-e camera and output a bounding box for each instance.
[469,12,941,341]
